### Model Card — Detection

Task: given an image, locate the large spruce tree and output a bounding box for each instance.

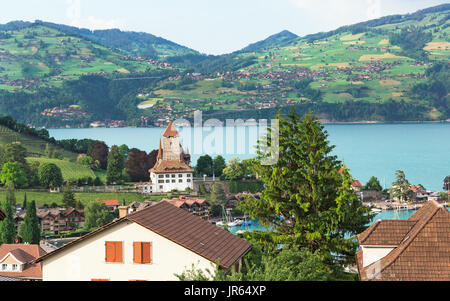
[0,197,16,244]
[239,109,373,265]
[62,182,76,208]
[106,145,124,184]
[20,200,41,244]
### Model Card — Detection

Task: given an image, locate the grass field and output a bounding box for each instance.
[0,190,153,206]
[0,125,78,160]
[26,157,95,180]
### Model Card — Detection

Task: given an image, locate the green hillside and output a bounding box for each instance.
[0,24,160,91]
[0,125,78,160]
[144,5,449,122]
[0,4,448,125]
[26,157,95,181]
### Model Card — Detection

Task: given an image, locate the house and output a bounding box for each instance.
[0,244,47,281]
[32,201,252,281]
[101,200,119,212]
[15,207,85,234]
[145,122,194,194]
[163,196,210,219]
[351,180,363,192]
[356,200,450,281]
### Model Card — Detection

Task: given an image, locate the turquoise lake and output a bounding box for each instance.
[49,122,450,191]
[227,208,449,235]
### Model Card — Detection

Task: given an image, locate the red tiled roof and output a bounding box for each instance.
[0,244,46,279]
[101,200,119,207]
[357,201,450,281]
[352,180,362,187]
[162,122,179,137]
[33,202,251,270]
[149,160,194,174]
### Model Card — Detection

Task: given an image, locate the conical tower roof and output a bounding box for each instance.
[157,139,163,160]
[162,122,179,137]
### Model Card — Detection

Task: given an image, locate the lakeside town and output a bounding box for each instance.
[0,119,448,281]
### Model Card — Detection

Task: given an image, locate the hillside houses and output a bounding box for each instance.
[14,207,85,235]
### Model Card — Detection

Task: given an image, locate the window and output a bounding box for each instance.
[165,174,170,178]
[178,174,183,177]
[171,174,176,178]
[133,242,151,264]
[187,179,191,182]
[158,175,164,178]
[172,180,176,183]
[159,185,163,189]
[179,179,183,183]
[105,241,123,263]
[12,264,17,271]
[187,174,191,177]
[1,264,6,271]
[166,180,170,183]
[158,180,164,184]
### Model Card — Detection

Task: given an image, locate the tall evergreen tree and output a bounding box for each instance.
[239,109,373,266]
[6,181,16,208]
[20,200,40,244]
[62,182,76,208]
[23,192,27,210]
[389,170,414,203]
[106,145,124,184]
[0,197,16,244]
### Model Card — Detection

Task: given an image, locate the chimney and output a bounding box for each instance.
[118,204,128,219]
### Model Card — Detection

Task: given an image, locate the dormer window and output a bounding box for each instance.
[1,264,6,271]
[12,264,18,271]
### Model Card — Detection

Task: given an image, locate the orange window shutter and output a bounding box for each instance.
[133,242,142,263]
[115,242,123,263]
[142,242,151,263]
[105,241,115,262]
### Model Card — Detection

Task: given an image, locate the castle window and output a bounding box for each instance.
[166,180,170,183]
[178,174,183,177]
[187,174,191,177]
[172,180,176,183]
[165,174,170,178]
[179,179,183,183]
[158,175,164,178]
[187,179,191,183]
[171,174,176,178]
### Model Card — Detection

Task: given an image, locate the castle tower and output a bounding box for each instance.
[162,122,182,161]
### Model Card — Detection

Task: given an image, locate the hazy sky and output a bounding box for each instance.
[1,0,448,54]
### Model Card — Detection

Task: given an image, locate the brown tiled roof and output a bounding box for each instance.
[162,122,180,137]
[33,202,252,270]
[0,244,46,279]
[149,160,194,173]
[163,197,210,208]
[127,202,251,269]
[357,201,450,281]
[358,220,417,246]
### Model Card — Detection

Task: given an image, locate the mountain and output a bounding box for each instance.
[0,20,199,60]
[239,30,299,52]
[0,4,449,127]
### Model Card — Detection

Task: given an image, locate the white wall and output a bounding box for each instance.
[361,245,396,268]
[150,172,193,193]
[42,220,215,281]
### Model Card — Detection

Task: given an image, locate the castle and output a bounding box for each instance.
[143,122,193,193]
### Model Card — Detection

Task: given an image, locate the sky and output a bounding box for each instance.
[0,0,448,55]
